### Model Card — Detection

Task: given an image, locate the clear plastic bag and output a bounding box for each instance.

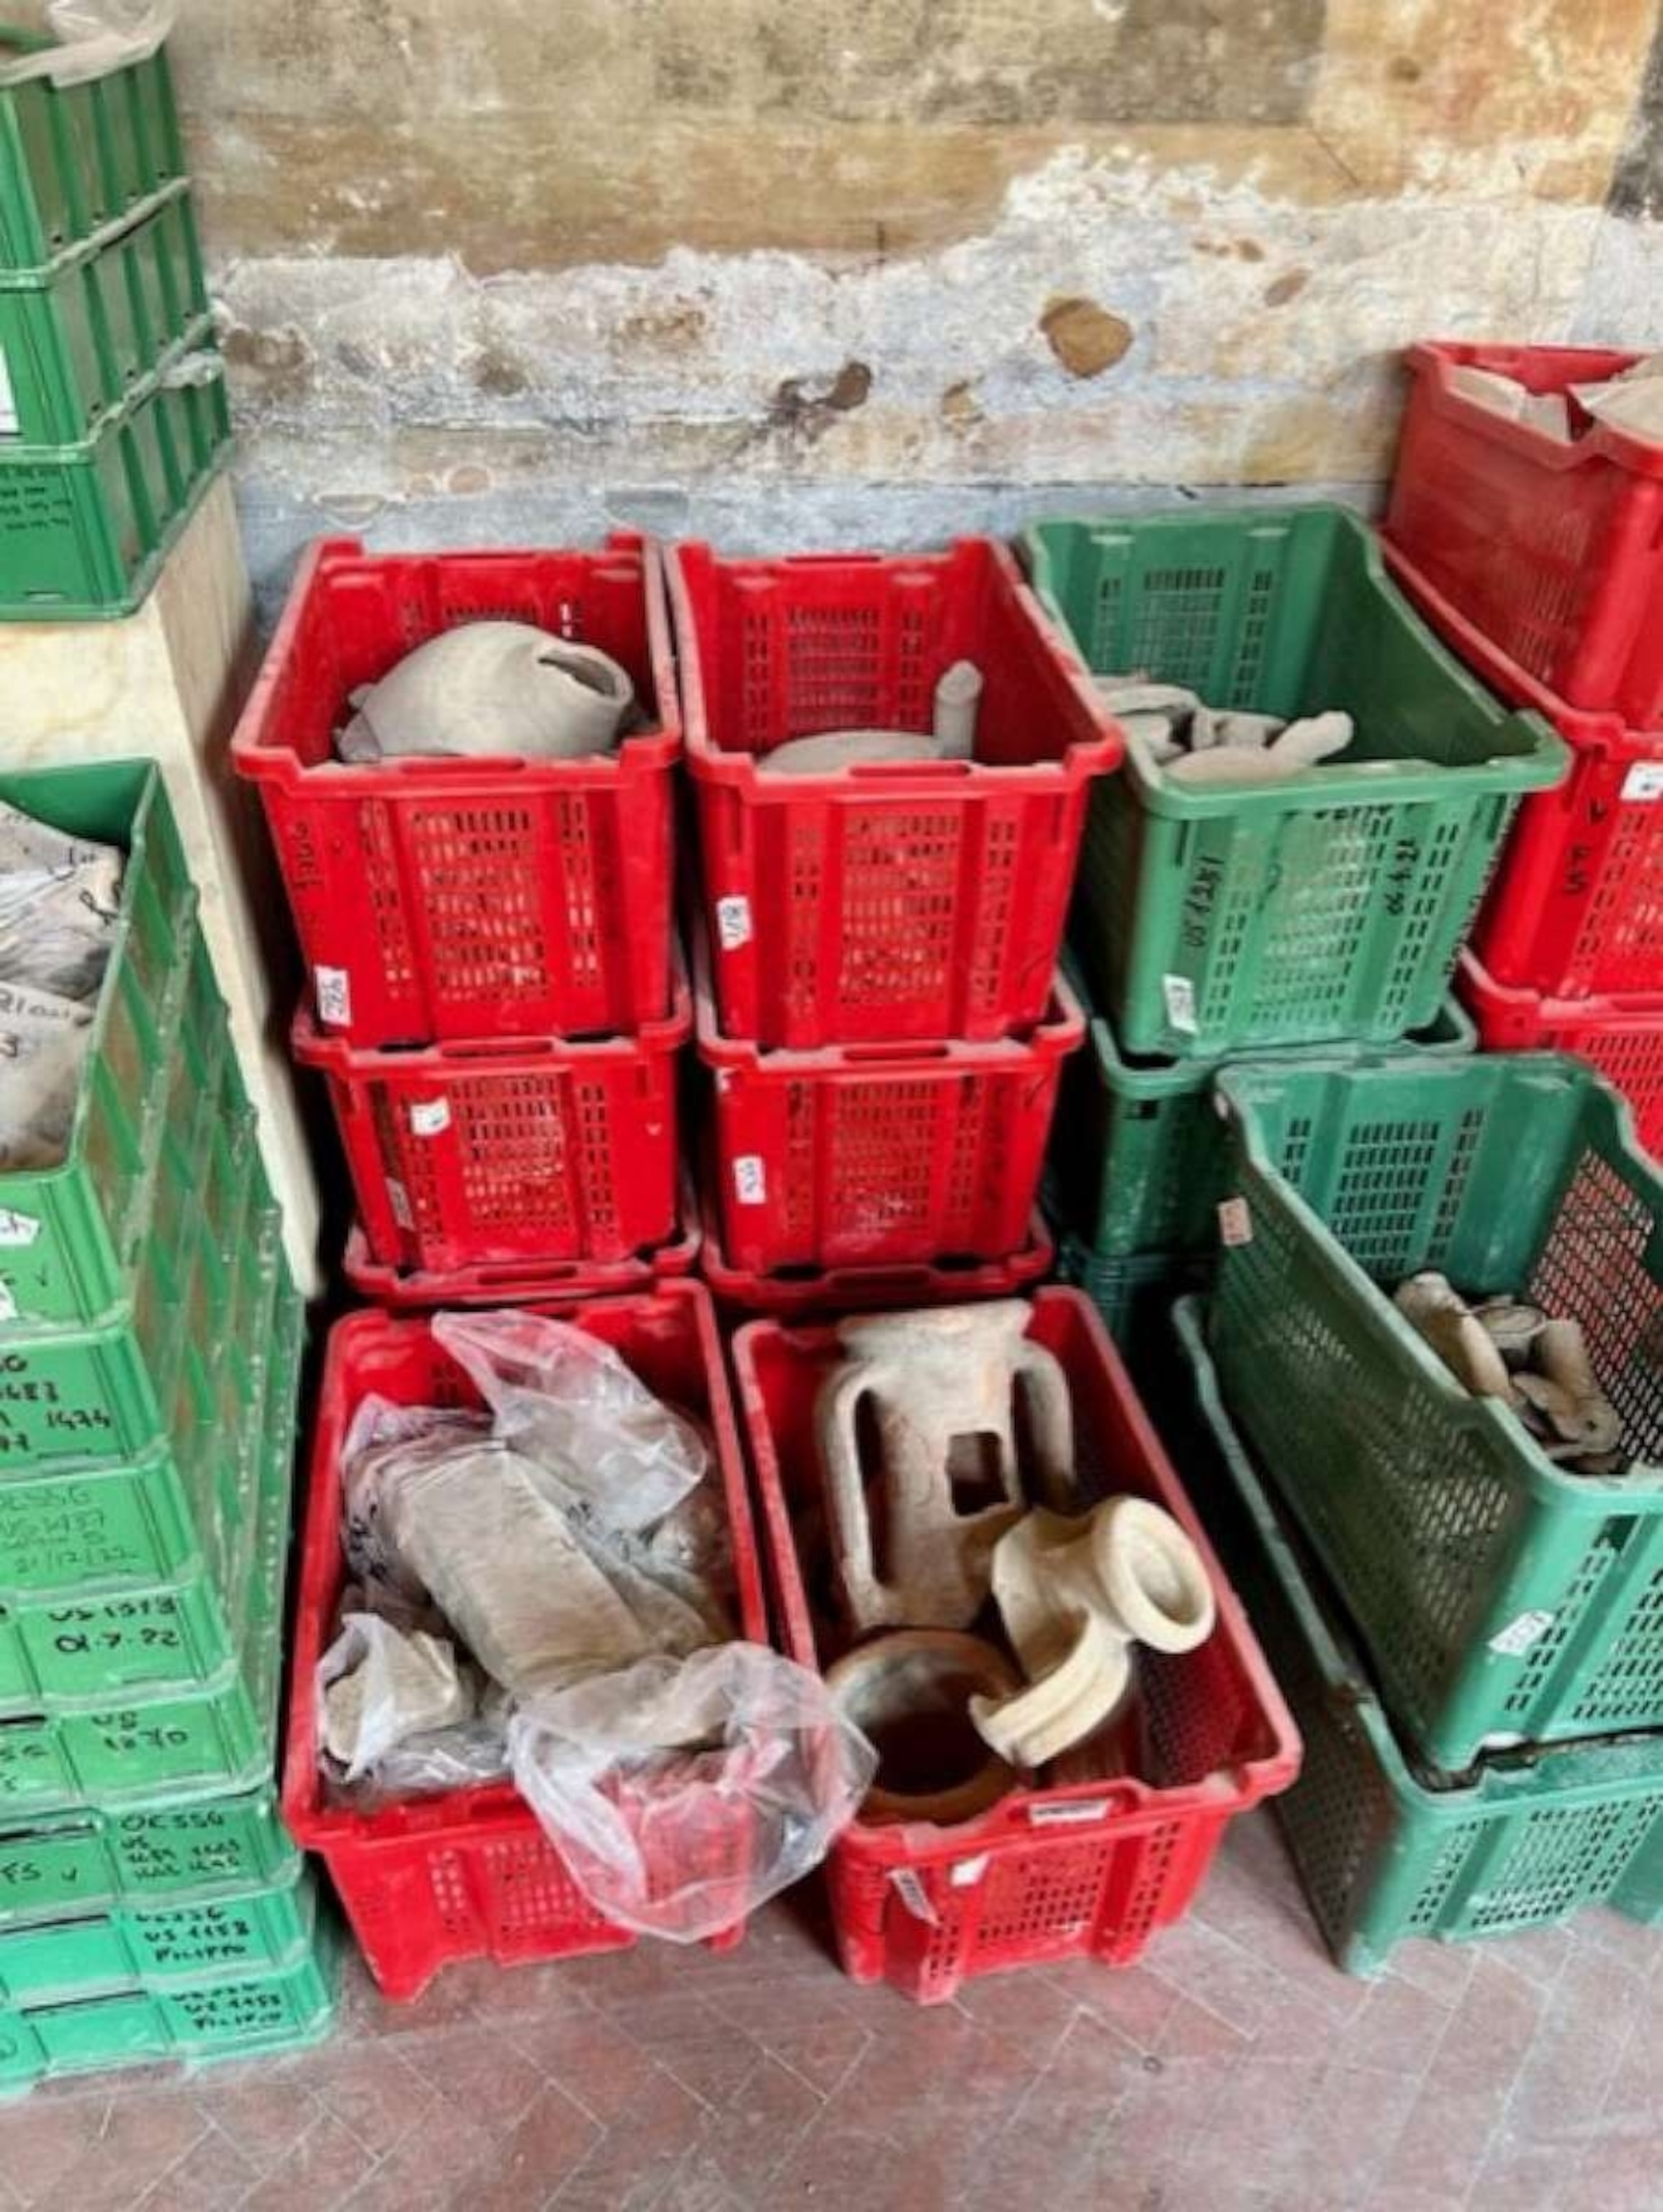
[0,2,174,88]
[0,801,122,1004]
[508,1642,877,1943]
[341,1398,720,1701]
[434,1310,707,1532]
[317,1609,473,1784]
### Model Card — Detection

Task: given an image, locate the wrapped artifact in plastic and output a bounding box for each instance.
[508,1642,877,1941]
[317,1609,475,1784]
[0,801,123,1004]
[0,979,97,1169]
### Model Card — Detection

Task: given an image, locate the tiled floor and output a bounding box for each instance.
[4,1809,1660,2212]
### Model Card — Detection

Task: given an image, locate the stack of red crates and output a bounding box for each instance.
[1384,342,1663,1156]
[232,534,697,1300]
[668,536,1122,1310]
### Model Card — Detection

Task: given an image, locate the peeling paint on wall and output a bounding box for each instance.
[58,0,1656,589]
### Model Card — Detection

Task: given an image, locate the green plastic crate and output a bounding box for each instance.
[0,181,204,443]
[1054,979,1476,1261]
[1211,1053,1663,1771]
[0,29,184,269]
[0,1529,285,1817]
[1023,507,1567,1059]
[0,1282,296,1714]
[0,328,228,619]
[0,1195,289,1620]
[0,1789,300,1930]
[1059,1237,1206,1372]
[0,761,205,1327]
[1173,1299,1663,1976]
[0,1930,336,2095]
[0,1861,313,2006]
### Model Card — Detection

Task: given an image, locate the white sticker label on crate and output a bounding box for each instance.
[716,896,753,951]
[889,1868,938,1925]
[949,1854,991,1889]
[1622,763,1663,803]
[1027,1798,1114,1827]
[1489,1609,1556,1658]
[315,965,352,1027]
[0,1281,16,1323]
[0,1209,40,1249]
[408,1099,451,1139]
[1216,1197,1252,1247]
[385,1178,414,1231]
[732,1154,767,1205]
[1162,974,1198,1035]
[0,345,17,439]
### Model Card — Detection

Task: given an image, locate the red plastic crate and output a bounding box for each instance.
[231,532,679,1046]
[1385,341,1663,728]
[1458,951,1663,1160]
[282,1282,768,2000]
[344,1175,701,1307]
[296,957,690,1277]
[732,1287,1299,2002]
[697,938,1082,1273]
[669,538,1120,1047]
[1386,536,1663,999]
[696,1174,1054,1313]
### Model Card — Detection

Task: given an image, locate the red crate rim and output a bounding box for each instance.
[280,1280,767,1849]
[1403,340,1663,482]
[345,1173,703,1306]
[665,536,1123,790]
[1381,536,1663,755]
[1458,948,1663,1027]
[294,938,692,1069]
[731,1285,1300,1857]
[696,1175,1055,1311]
[691,924,1085,1070]
[231,529,683,791]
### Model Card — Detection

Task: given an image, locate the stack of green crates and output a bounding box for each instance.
[0,763,333,2093]
[1023,505,1565,1373]
[0,28,229,617]
[1167,1056,1663,1973]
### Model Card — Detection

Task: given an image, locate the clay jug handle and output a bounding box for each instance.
[1011,1340,1077,1510]
[815,1359,887,1622]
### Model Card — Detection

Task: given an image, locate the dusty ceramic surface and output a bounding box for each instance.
[972,1496,1216,1768]
[932,658,982,757]
[338,622,635,760]
[758,729,941,774]
[825,1628,1018,1825]
[817,1300,1076,1632]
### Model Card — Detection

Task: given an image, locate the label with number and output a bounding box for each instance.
[1489,1609,1556,1658]
[315,965,351,1026]
[0,1210,39,1249]
[716,895,753,950]
[1028,1798,1113,1827]
[1217,1197,1252,1246]
[1162,974,1198,1034]
[732,1155,767,1205]
[889,1866,938,1923]
[1622,762,1663,803]
[408,1098,450,1138]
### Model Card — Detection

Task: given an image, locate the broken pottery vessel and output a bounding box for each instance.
[337,623,635,762]
[825,1629,1019,1825]
[932,659,983,757]
[971,1497,1216,1769]
[817,1300,1076,1633]
[759,729,941,775]
[1393,1272,1626,1472]
[758,658,985,776]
